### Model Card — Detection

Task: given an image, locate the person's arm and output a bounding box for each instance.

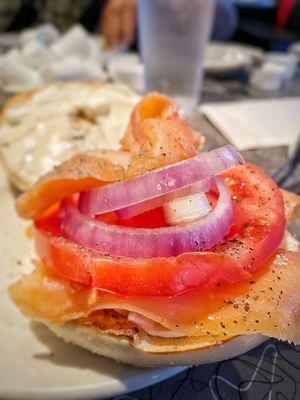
[100,0,136,47]
[212,0,238,40]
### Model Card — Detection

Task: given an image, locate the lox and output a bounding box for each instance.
[10,93,300,362]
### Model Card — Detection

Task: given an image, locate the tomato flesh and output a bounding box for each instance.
[34,163,285,296]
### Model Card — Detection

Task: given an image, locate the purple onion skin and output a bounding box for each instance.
[79,145,243,217]
[61,177,233,258]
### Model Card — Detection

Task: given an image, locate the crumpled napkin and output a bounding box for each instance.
[200,97,300,150]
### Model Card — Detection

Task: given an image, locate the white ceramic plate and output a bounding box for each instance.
[0,165,186,400]
[204,42,263,73]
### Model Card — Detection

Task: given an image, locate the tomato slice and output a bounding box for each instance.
[34,163,285,296]
[219,163,285,273]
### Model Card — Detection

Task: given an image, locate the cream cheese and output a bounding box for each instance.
[0,82,140,188]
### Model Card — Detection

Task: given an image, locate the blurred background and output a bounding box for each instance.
[0,0,299,49]
[0,0,299,96]
[0,0,299,192]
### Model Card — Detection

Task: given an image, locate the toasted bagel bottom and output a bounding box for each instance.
[46,322,266,367]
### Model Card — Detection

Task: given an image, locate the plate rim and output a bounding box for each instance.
[204,41,263,72]
[0,366,187,400]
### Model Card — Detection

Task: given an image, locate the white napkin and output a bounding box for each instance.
[43,56,107,82]
[19,23,60,46]
[200,97,300,150]
[51,25,99,60]
[107,54,144,93]
[0,49,42,92]
[21,40,56,69]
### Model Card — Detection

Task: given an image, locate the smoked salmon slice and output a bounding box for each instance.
[9,90,300,354]
[16,93,203,220]
[10,187,300,347]
[9,249,300,346]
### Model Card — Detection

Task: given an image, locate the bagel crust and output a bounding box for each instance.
[46,322,266,367]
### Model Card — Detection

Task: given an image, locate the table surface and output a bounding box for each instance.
[0,48,299,400]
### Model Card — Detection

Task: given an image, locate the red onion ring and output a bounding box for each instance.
[79,145,243,217]
[60,177,233,258]
[115,178,212,220]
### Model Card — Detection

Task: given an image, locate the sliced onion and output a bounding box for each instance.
[60,177,233,258]
[115,178,212,220]
[79,145,243,216]
[164,192,212,225]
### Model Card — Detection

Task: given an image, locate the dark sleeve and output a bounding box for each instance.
[79,0,107,32]
[286,1,300,34]
[212,0,238,40]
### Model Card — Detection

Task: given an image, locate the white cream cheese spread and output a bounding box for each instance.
[0,82,140,189]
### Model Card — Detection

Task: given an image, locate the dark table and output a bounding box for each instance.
[112,340,300,400]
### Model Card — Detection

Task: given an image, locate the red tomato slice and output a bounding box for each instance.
[34,163,285,296]
[219,163,286,273]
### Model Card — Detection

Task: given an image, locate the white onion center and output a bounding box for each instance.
[163,192,212,225]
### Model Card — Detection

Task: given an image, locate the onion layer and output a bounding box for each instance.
[116,178,212,220]
[164,192,212,225]
[79,145,243,217]
[60,177,233,258]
